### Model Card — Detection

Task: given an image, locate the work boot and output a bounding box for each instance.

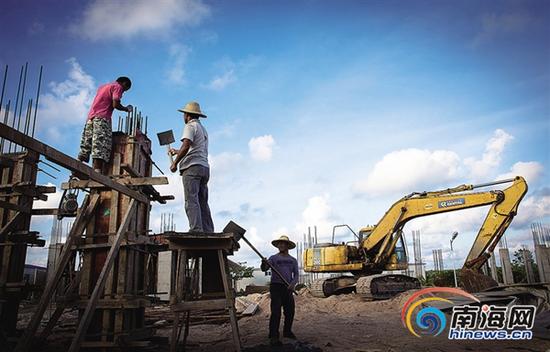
[270,337,283,346]
[283,331,297,339]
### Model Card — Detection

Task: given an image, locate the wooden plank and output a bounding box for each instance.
[171,298,227,312]
[15,194,100,352]
[218,250,242,352]
[120,163,139,177]
[68,199,137,352]
[0,122,149,203]
[31,208,58,216]
[241,302,259,316]
[39,272,82,340]
[61,176,169,190]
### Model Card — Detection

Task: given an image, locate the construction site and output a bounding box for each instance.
[0,62,547,352]
[1,1,550,352]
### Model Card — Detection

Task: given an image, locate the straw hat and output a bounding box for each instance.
[177,101,207,118]
[271,235,296,250]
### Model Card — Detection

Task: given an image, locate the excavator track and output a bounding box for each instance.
[309,276,357,298]
[356,274,420,300]
[310,278,328,297]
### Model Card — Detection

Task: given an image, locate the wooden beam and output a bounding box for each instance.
[31,208,58,216]
[69,199,137,352]
[61,176,169,190]
[0,200,28,214]
[171,299,227,312]
[15,194,100,352]
[0,211,24,239]
[0,123,149,203]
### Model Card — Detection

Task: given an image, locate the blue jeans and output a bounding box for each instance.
[181,165,214,233]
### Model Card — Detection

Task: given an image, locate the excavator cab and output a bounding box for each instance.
[384,232,408,270]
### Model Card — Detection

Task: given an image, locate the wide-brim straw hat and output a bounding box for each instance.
[271,235,296,250]
[177,101,207,118]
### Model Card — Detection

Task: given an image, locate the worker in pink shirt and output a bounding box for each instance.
[77,77,133,173]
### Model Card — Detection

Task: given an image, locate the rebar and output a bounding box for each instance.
[16,63,29,151]
[0,65,7,116]
[0,100,10,154]
[31,65,43,138]
[39,159,61,172]
[38,168,57,179]
[9,65,24,153]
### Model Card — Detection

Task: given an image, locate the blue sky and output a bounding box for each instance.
[1,0,548,270]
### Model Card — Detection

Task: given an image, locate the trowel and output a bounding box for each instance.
[156,130,175,163]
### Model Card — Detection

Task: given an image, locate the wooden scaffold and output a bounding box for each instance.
[0,109,173,351]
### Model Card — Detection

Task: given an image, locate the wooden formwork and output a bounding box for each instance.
[77,132,158,348]
[0,150,52,338]
[0,120,173,352]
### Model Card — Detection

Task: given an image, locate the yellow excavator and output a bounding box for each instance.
[303,176,528,299]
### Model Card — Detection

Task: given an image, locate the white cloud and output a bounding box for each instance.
[204,69,236,91]
[353,148,462,196]
[248,135,275,161]
[166,44,191,85]
[209,152,243,174]
[73,0,210,41]
[38,58,95,136]
[294,194,341,243]
[33,184,64,210]
[497,161,544,185]
[464,129,514,179]
[512,192,550,228]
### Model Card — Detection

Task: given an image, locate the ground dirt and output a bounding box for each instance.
[16,289,550,352]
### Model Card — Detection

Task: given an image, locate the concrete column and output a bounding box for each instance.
[489,254,499,283]
[157,251,172,301]
[523,249,536,283]
[535,245,550,283]
[499,248,514,285]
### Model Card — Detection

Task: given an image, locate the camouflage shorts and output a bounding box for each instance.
[78,117,112,162]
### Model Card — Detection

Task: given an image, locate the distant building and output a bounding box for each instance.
[235,268,270,292]
[23,264,47,286]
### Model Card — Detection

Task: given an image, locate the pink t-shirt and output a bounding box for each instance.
[87,82,124,121]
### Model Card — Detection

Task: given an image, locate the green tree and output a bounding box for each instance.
[511,248,539,283]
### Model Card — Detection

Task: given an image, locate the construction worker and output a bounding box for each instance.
[169,101,214,233]
[261,235,299,346]
[77,77,133,172]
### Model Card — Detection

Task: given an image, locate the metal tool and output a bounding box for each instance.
[223,221,298,295]
[156,130,175,164]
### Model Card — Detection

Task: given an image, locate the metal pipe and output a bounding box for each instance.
[145,115,148,135]
[472,178,516,189]
[0,65,7,116]
[31,65,43,138]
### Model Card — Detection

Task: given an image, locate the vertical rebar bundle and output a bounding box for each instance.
[0,63,43,155]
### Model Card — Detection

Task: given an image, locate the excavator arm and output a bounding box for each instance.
[362,176,527,270]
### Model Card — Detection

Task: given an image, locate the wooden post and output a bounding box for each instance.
[69,199,137,352]
[16,194,100,352]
